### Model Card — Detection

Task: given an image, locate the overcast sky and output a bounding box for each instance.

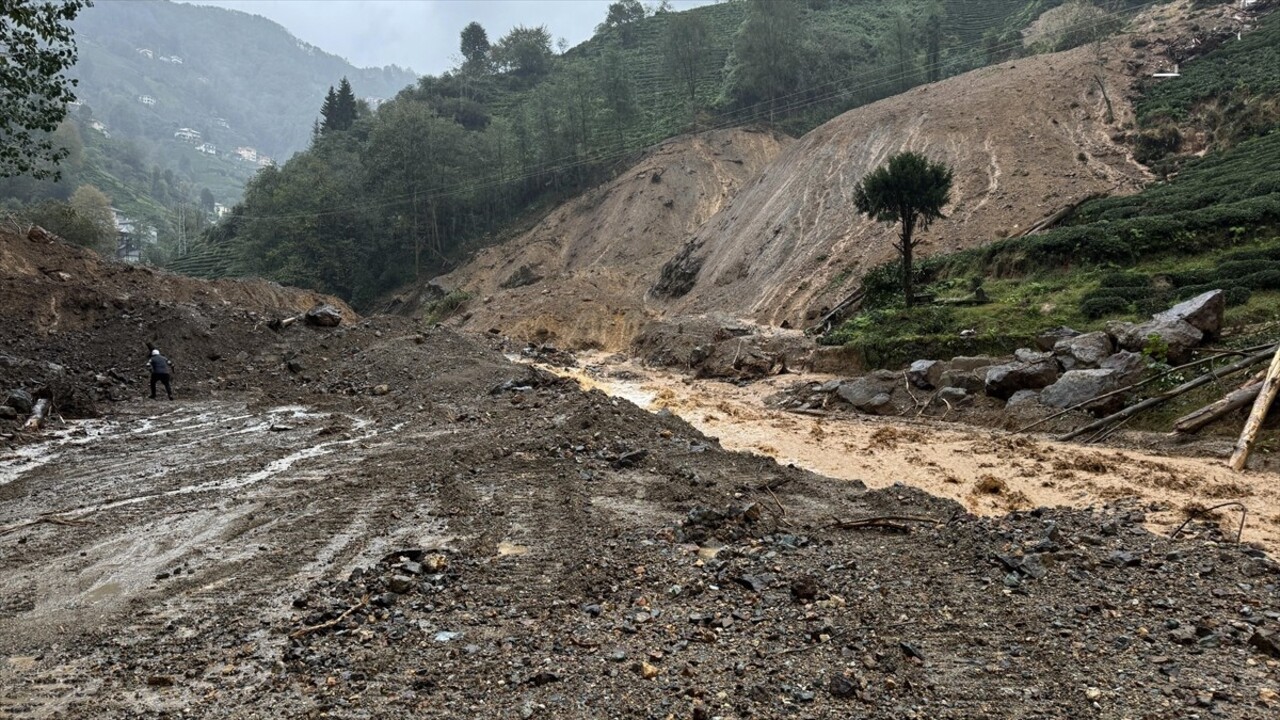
[178,0,716,76]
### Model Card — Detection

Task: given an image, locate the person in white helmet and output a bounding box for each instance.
[147,349,174,400]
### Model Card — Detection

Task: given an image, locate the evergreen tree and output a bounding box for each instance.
[853,152,954,307]
[334,77,359,130]
[319,86,339,132]
[460,21,491,71]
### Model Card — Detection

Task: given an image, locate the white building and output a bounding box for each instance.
[213,203,231,218]
[174,127,201,141]
[195,142,217,155]
[235,146,258,162]
[138,95,156,106]
[89,120,109,137]
[256,155,274,168]
[137,48,154,59]
[112,209,157,264]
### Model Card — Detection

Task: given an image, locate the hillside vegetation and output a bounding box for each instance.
[830,6,1280,366]
[186,0,1159,308]
[0,0,414,265]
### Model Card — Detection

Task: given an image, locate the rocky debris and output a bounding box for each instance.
[1155,290,1225,339]
[5,389,34,415]
[1111,317,1204,364]
[938,368,988,395]
[0,405,17,421]
[907,360,942,390]
[632,316,812,381]
[519,342,576,368]
[836,370,901,414]
[1100,350,1148,384]
[1040,369,1125,415]
[984,358,1060,400]
[1054,331,1114,370]
[304,304,344,328]
[1035,326,1080,351]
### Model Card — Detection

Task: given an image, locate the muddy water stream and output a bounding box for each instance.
[540,358,1280,552]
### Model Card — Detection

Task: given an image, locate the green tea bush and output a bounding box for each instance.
[1081,295,1131,319]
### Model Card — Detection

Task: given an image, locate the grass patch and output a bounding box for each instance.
[422,290,472,325]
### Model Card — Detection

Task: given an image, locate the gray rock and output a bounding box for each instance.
[985,361,1060,400]
[0,405,17,420]
[950,355,1001,372]
[837,371,899,413]
[1100,351,1148,384]
[387,575,414,594]
[938,370,986,395]
[908,360,942,390]
[1053,331,1114,369]
[936,387,971,406]
[1155,290,1224,339]
[1034,326,1080,351]
[1040,369,1124,414]
[1014,348,1054,364]
[1114,317,1203,364]
[1006,389,1042,408]
[304,304,343,328]
[5,389,34,415]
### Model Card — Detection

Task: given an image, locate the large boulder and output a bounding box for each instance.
[1112,317,1203,364]
[1040,369,1125,415]
[1100,350,1148,384]
[5,389,34,415]
[985,360,1060,400]
[1035,326,1080,352]
[1014,348,1054,364]
[304,304,344,328]
[938,369,987,395]
[1155,290,1224,339]
[907,360,943,390]
[1054,331,1114,370]
[836,370,900,414]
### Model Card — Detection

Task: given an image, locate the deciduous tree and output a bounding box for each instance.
[853,152,954,307]
[664,11,707,104]
[1,0,90,178]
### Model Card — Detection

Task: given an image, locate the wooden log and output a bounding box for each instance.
[1057,345,1277,442]
[1172,369,1266,434]
[1228,345,1280,471]
[22,399,49,430]
[807,287,865,335]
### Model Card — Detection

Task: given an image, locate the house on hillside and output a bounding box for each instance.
[159,55,184,65]
[136,48,154,59]
[195,142,217,155]
[113,209,156,264]
[174,127,202,142]
[213,117,230,129]
[138,95,156,106]
[235,146,258,162]
[89,120,110,137]
[213,203,230,218]
[256,155,274,168]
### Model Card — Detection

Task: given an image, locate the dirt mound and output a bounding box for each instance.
[428,127,790,351]
[0,229,354,419]
[653,4,1242,326]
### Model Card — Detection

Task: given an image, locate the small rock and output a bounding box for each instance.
[828,675,857,699]
[372,384,391,396]
[637,661,660,680]
[387,575,414,594]
[1249,629,1280,658]
[5,389,34,415]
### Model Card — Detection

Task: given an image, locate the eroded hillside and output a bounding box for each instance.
[433,128,790,350]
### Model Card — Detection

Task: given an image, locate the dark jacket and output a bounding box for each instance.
[149,354,172,375]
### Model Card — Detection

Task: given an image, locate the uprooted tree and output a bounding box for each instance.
[0,0,90,179]
[853,151,954,307]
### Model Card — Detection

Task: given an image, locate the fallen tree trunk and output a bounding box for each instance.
[808,287,865,335]
[1057,345,1277,443]
[22,399,49,430]
[1019,192,1104,237]
[1172,369,1267,434]
[1228,345,1280,471]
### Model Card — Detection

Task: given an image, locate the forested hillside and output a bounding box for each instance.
[186,0,1160,308]
[0,0,415,266]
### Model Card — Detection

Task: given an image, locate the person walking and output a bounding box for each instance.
[148,349,174,400]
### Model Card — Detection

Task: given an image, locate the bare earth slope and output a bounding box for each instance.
[435,128,790,350]
[659,38,1158,325]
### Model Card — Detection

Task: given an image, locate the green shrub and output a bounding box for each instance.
[1241,269,1280,290]
[1097,271,1151,288]
[1080,295,1131,319]
[1225,286,1253,306]
[1165,269,1213,286]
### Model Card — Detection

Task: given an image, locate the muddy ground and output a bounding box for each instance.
[3,311,1280,718]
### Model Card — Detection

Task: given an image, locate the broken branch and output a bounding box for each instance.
[290,595,370,639]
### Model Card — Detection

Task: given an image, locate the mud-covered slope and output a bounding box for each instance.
[655,30,1180,325]
[0,229,354,415]
[432,128,790,350]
